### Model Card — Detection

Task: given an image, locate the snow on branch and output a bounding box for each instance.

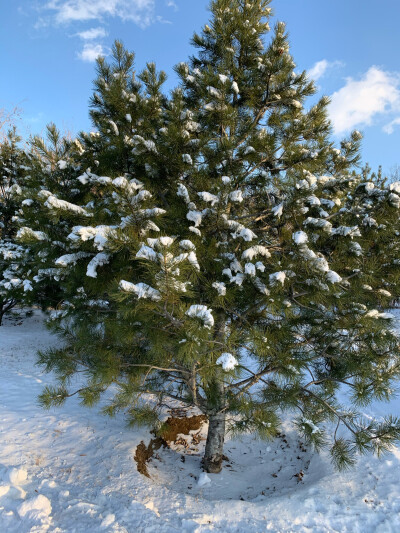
[216,353,239,371]
[119,280,161,301]
[16,227,48,241]
[242,245,271,261]
[86,253,110,278]
[55,252,91,267]
[68,226,116,251]
[186,305,214,329]
[44,194,92,217]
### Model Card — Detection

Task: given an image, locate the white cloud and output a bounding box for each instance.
[78,42,105,62]
[166,0,177,9]
[308,59,343,82]
[43,0,156,28]
[75,27,108,40]
[383,117,400,135]
[329,67,400,135]
[308,60,328,81]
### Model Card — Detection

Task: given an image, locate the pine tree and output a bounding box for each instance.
[31,1,400,474]
[15,124,94,314]
[0,127,32,324]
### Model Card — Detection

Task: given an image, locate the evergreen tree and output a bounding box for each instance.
[15,124,94,313]
[0,127,32,324]
[31,1,400,474]
[20,45,169,371]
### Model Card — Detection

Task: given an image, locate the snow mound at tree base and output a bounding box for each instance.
[144,420,327,502]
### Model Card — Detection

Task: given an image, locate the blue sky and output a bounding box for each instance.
[1,0,400,175]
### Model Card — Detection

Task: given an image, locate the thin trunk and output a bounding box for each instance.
[0,299,16,326]
[203,309,227,474]
[203,412,226,473]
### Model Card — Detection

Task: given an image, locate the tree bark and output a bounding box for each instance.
[203,309,227,473]
[0,299,15,326]
[0,300,17,326]
[203,412,226,473]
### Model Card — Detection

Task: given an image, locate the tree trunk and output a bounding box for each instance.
[202,309,227,473]
[203,412,226,473]
[0,299,14,326]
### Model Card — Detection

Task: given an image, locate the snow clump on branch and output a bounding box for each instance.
[216,353,239,371]
[186,305,214,329]
[119,280,161,301]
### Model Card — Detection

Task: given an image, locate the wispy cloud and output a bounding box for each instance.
[26,1,175,62]
[383,117,400,135]
[166,0,178,10]
[25,112,45,124]
[73,26,108,62]
[42,0,156,29]
[75,27,108,40]
[329,66,400,135]
[308,59,342,82]
[77,42,105,62]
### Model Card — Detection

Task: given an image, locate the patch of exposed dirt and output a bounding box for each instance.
[134,415,207,478]
[158,415,207,443]
[134,437,165,478]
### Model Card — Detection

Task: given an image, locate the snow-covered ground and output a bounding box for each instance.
[1,311,400,533]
